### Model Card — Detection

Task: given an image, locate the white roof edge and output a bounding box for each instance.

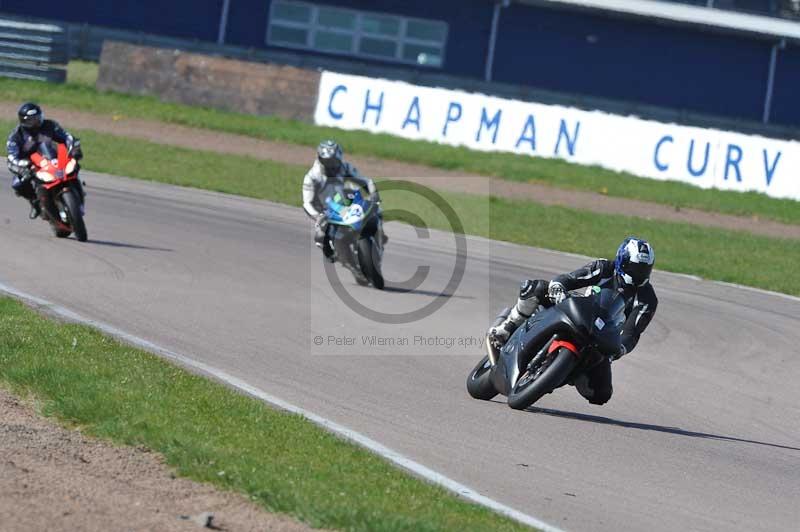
[526,0,800,41]
[0,19,65,32]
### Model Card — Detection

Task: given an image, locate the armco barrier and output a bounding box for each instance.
[0,18,68,82]
[314,71,800,201]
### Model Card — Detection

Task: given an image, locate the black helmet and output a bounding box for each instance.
[18,102,43,132]
[614,237,655,287]
[317,140,343,177]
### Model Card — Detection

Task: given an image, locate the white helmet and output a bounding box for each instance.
[317,140,343,177]
[614,237,655,287]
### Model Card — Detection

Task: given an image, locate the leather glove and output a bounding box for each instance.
[547,281,567,304]
[315,213,328,228]
[70,139,83,160]
[18,161,32,181]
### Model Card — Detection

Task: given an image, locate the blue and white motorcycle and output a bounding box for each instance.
[321,182,385,289]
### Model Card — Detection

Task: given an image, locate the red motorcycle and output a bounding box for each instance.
[29,140,87,242]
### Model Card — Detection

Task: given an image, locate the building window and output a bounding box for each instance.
[267,0,448,67]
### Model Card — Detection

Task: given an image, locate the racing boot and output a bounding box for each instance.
[28,198,41,219]
[487,305,528,348]
[487,280,541,349]
[316,240,335,263]
[314,218,336,263]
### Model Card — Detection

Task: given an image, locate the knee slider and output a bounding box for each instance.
[588,387,613,405]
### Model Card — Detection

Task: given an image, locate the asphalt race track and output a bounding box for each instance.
[1,171,798,532]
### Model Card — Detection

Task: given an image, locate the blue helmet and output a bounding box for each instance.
[614,237,655,287]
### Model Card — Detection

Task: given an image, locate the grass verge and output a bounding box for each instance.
[1,69,798,226]
[0,296,530,532]
[65,60,99,88]
[5,119,796,296]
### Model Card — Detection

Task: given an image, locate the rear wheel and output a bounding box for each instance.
[507,348,577,410]
[357,237,384,290]
[62,189,87,242]
[466,355,498,400]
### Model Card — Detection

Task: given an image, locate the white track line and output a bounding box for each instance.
[0,281,563,532]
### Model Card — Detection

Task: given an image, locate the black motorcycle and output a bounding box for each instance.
[467,286,626,410]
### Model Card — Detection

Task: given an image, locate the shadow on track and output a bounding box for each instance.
[88,239,173,252]
[526,406,800,452]
[382,285,475,300]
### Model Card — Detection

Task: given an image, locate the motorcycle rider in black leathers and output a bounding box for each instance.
[302,139,382,261]
[7,102,82,219]
[488,237,658,405]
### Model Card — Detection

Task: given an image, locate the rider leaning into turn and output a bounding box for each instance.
[302,140,382,260]
[489,237,658,405]
[6,102,82,219]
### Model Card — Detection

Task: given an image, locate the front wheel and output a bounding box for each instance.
[357,237,384,290]
[62,189,87,242]
[466,355,498,400]
[507,348,577,410]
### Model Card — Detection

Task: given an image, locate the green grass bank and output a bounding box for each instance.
[1,66,798,226]
[0,297,532,532]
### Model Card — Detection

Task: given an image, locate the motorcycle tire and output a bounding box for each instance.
[357,237,384,290]
[48,203,71,238]
[63,189,87,242]
[507,348,577,410]
[466,355,498,400]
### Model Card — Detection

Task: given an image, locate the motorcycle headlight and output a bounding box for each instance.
[36,170,55,182]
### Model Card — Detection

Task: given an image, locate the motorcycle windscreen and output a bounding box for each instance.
[321,182,369,228]
[32,141,64,182]
[37,141,57,160]
[593,288,626,354]
[596,288,626,324]
[320,182,348,220]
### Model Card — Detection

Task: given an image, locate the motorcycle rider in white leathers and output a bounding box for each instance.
[302,140,381,261]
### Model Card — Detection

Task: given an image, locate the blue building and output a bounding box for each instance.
[2,0,798,130]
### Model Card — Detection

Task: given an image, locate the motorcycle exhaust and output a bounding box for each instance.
[485,307,512,366]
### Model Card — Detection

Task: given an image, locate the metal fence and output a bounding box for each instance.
[0,18,68,82]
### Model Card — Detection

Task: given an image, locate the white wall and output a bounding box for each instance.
[314,71,799,201]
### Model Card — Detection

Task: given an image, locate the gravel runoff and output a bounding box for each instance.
[0,387,317,532]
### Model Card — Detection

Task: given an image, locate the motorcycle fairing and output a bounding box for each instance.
[324,188,375,231]
[490,286,626,395]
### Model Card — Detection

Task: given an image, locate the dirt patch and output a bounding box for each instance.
[0,387,315,532]
[2,101,797,240]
